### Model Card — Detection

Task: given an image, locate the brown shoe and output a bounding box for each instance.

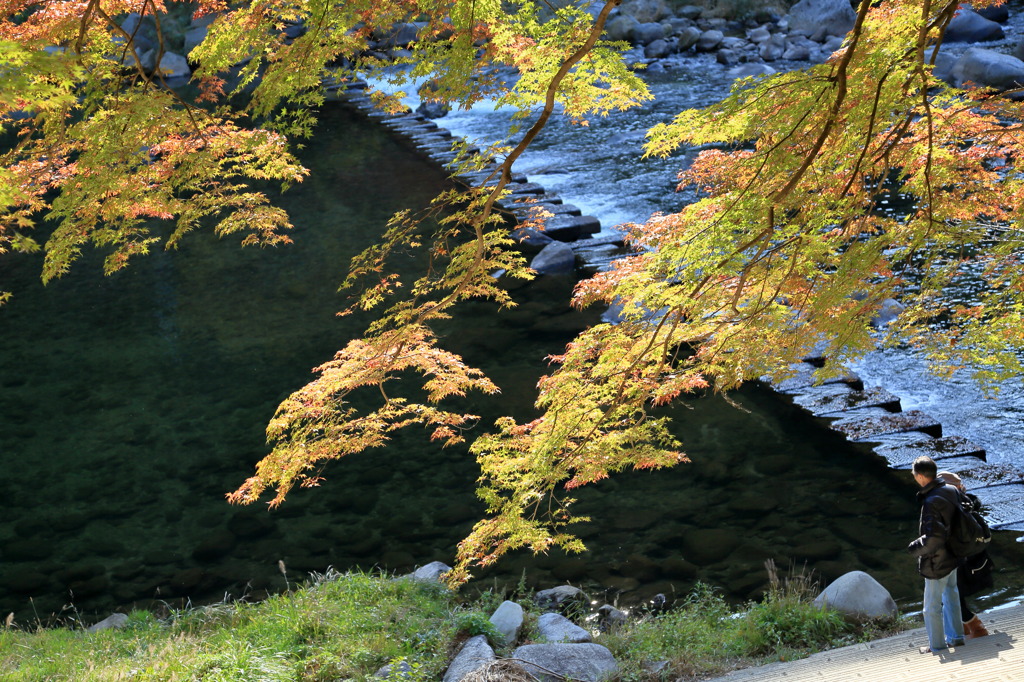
[964,615,989,639]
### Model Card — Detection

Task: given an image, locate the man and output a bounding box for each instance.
[908,455,965,654]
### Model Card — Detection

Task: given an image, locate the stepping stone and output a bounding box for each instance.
[767,362,863,393]
[791,385,901,416]
[972,483,1024,528]
[829,408,942,441]
[382,117,435,131]
[414,139,458,154]
[541,214,601,241]
[456,170,528,185]
[496,194,563,210]
[870,432,987,468]
[509,202,582,217]
[506,182,547,195]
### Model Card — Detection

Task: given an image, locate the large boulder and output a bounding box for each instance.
[786,0,857,38]
[406,560,451,583]
[952,47,1024,92]
[537,612,592,643]
[512,643,619,682]
[530,241,576,275]
[155,51,191,81]
[759,34,787,62]
[813,570,898,620]
[443,635,495,682]
[489,600,524,647]
[87,613,129,632]
[697,29,724,52]
[971,3,1010,23]
[534,584,588,612]
[605,15,640,43]
[619,0,671,24]
[645,38,673,59]
[634,22,666,46]
[945,8,1004,43]
[677,26,703,51]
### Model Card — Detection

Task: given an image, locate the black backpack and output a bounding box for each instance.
[948,490,992,558]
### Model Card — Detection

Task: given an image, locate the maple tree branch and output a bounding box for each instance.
[412,0,620,325]
[774,0,873,204]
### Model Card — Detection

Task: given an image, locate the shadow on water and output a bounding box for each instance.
[1,103,1022,623]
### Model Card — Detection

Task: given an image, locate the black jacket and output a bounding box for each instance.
[907,479,960,580]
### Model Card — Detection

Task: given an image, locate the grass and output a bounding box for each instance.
[601,561,911,681]
[0,564,910,681]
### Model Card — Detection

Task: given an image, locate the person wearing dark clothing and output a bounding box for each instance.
[908,456,965,653]
[937,470,993,639]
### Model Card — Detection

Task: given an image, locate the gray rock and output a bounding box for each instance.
[822,35,845,54]
[748,26,771,44]
[635,22,666,46]
[184,26,208,56]
[945,9,1004,43]
[932,51,957,84]
[721,36,747,50]
[512,643,619,682]
[443,635,495,682]
[872,298,905,328]
[716,48,741,67]
[87,613,129,632]
[783,43,812,61]
[136,48,158,73]
[410,560,452,582]
[416,100,449,119]
[619,0,671,24]
[489,600,523,647]
[759,34,786,62]
[665,17,695,34]
[678,5,704,21]
[534,585,588,612]
[952,47,1024,92]
[597,604,628,631]
[373,660,415,680]
[388,22,422,48]
[156,51,191,81]
[531,241,576,275]
[537,612,592,643]
[697,29,724,52]
[677,26,703,51]
[645,39,673,59]
[787,0,857,38]
[511,226,554,251]
[120,12,156,53]
[813,570,898,620]
[605,15,641,43]
[971,3,1009,23]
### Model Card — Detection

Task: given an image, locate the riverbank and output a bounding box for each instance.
[0,567,908,681]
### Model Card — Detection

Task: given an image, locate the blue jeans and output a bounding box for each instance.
[923,569,965,650]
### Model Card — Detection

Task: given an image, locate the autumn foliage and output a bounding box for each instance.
[4,1,1024,585]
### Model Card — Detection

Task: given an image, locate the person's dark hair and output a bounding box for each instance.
[912,456,937,479]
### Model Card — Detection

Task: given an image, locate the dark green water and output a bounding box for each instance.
[1,103,1022,623]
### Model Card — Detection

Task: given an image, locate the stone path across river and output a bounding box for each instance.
[768,356,1024,532]
[707,601,1024,681]
[333,75,1024,533]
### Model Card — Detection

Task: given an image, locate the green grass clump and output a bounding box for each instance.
[0,569,482,681]
[601,562,908,681]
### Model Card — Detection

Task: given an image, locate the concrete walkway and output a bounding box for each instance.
[707,602,1024,682]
